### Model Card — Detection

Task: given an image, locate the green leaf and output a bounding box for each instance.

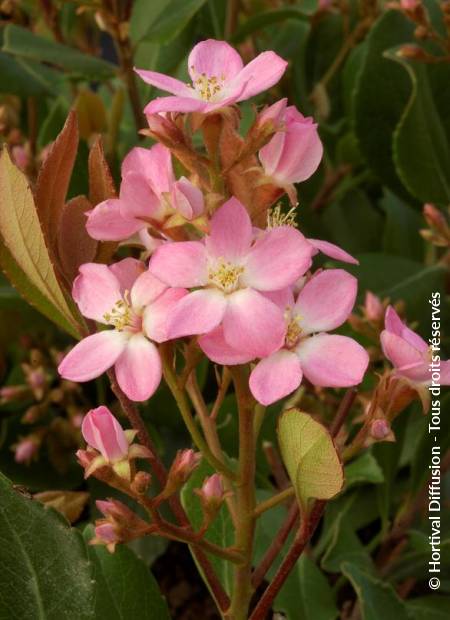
[2,25,116,80]
[321,514,374,574]
[130,0,172,43]
[341,562,410,620]
[0,472,94,619]
[232,8,309,43]
[345,253,446,331]
[344,451,384,490]
[352,11,414,199]
[407,595,450,619]
[83,526,171,620]
[0,149,82,337]
[181,459,234,596]
[0,52,63,97]
[380,190,424,261]
[139,0,208,43]
[278,409,343,515]
[389,53,450,204]
[274,555,338,620]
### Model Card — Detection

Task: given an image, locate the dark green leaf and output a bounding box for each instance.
[0,472,94,619]
[232,8,309,43]
[341,562,410,620]
[275,555,338,620]
[344,451,384,490]
[352,11,414,199]
[321,514,374,574]
[2,25,116,80]
[380,190,424,261]
[407,595,450,619]
[140,0,208,44]
[390,53,450,204]
[84,526,171,620]
[0,52,63,96]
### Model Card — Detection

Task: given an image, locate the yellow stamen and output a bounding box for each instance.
[103,293,134,331]
[189,67,225,101]
[267,205,298,229]
[208,260,244,293]
[285,314,302,348]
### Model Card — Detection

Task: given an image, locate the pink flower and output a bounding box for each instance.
[258,103,323,202]
[136,39,287,115]
[381,306,450,385]
[86,144,204,242]
[364,291,384,322]
[58,258,187,401]
[149,198,313,358]
[82,406,128,462]
[200,269,368,405]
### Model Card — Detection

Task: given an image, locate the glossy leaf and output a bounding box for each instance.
[390,53,450,204]
[344,451,384,490]
[0,52,62,96]
[278,409,343,515]
[352,11,414,199]
[321,512,374,574]
[141,0,208,43]
[0,472,94,619]
[0,148,81,337]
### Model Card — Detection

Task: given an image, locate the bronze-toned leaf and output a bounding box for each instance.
[58,195,98,284]
[35,109,79,258]
[0,148,82,338]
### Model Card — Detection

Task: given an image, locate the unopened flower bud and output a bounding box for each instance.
[93,499,149,552]
[401,0,420,9]
[370,419,391,440]
[169,177,204,222]
[82,406,129,463]
[423,203,448,233]
[93,522,119,551]
[130,470,152,495]
[14,437,39,464]
[0,384,28,403]
[196,474,226,517]
[11,144,29,172]
[364,291,384,322]
[160,449,201,499]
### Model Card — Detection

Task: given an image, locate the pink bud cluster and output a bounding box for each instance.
[58,39,370,404]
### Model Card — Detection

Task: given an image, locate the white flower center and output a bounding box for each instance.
[190,68,226,101]
[208,259,244,294]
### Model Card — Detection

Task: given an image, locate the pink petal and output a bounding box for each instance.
[295,269,357,334]
[231,51,288,101]
[72,263,122,322]
[166,289,227,339]
[143,287,188,343]
[82,406,128,461]
[271,116,323,184]
[122,145,174,196]
[263,287,296,310]
[109,258,145,295]
[86,200,143,241]
[440,360,450,385]
[130,269,167,309]
[150,240,208,287]
[258,130,286,177]
[249,350,302,405]
[58,331,127,382]
[296,334,369,387]
[198,325,254,365]
[380,330,427,380]
[114,334,161,401]
[385,306,428,352]
[134,68,193,97]
[144,96,207,115]
[172,177,204,219]
[188,40,243,82]
[222,289,285,358]
[309,238,358,265]
[119,172,163,221]
[206,197,252,260]
[243,227,312,291]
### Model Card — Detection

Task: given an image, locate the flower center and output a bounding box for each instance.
[285,314,302,349]
[208,259,244,293]
[103,295,141,332]
[190,68,225,101]
[267,205,298,229]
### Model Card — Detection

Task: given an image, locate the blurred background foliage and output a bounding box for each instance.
[0,1,449,619]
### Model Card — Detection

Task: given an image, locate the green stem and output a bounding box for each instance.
[160,344,238,481]
[254,487,295,518]
[226,367,257,620]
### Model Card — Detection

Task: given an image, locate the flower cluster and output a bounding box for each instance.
[58,39,369,404]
